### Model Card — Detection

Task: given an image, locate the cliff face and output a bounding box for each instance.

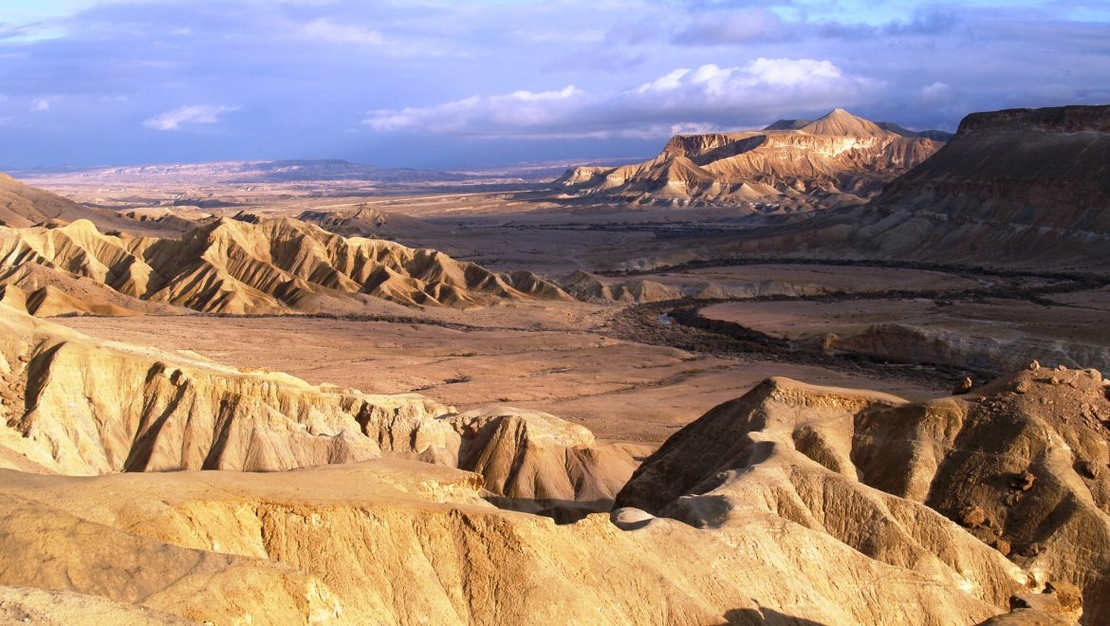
[874,105,1110,235]
[557,109,944,209]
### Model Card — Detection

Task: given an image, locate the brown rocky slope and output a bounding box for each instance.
[557,109,943,209]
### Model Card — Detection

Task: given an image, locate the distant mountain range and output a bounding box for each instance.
[555,109,949,210]
[17,159,471,184]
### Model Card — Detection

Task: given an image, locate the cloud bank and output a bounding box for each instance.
[365,59,877,139]
[0,0,1105,168]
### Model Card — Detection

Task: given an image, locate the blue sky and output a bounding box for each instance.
[1,0,1107,170]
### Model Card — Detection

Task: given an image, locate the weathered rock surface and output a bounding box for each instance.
[619,368,1110,623]
[0,216,570,315]
[557,109,943,210]
[451,406,648,520]
[0,303,457,475]
[0,306,642,518]
[0,459,1007,625]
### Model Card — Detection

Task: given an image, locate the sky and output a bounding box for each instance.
[0,0,1107,170]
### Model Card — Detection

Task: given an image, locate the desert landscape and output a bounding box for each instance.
[0,103,1106,625]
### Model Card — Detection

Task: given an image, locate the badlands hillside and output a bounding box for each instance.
[0,302,1096,624]
[0,215,568,315]
[557,109,944,209]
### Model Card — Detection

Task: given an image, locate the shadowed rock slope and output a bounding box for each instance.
[618,367,1110,623]
[0,216,570,315]
[557,109,943,209]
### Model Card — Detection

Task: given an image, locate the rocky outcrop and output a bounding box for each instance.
[451,406,648,520]
[618,367,1110,623]
[0,306,642,519]
[0,216,572,315]
[557,109,944,209]
[0,458,1009,625]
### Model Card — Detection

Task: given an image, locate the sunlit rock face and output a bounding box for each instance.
[556,109,945,210]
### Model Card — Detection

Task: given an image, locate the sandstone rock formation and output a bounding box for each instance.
[0,458,1009,624]
[0,305,641,518]
[0,216,570,315]
[0,303,457,475]
[7,299,1110,622]
[452,406,648,520]
[557,109,944,209]
[618,367,1110,623]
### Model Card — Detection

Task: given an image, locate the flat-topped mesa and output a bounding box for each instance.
[957,104,1110,135]
[873,103,1110,236]
[556,108,945,209]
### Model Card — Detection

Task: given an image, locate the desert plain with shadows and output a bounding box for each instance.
[0,106,1107,624]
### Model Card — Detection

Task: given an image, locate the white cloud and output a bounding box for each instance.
[365,86,587,136]
[920,81,953,102]
[299,18,384,46]
[364,58,876,139]
[635,69,690,94]
[30,97,55,112]
[746,58,841,86]
[143,104,240,131]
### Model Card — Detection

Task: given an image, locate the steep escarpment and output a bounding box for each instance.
[557,109,944,209]
[0,216,571,315]
[618,367,1110,623]
[872,105,1110,235]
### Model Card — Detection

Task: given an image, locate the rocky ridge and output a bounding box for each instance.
[0,216,570,315]
[557,109,944,209]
